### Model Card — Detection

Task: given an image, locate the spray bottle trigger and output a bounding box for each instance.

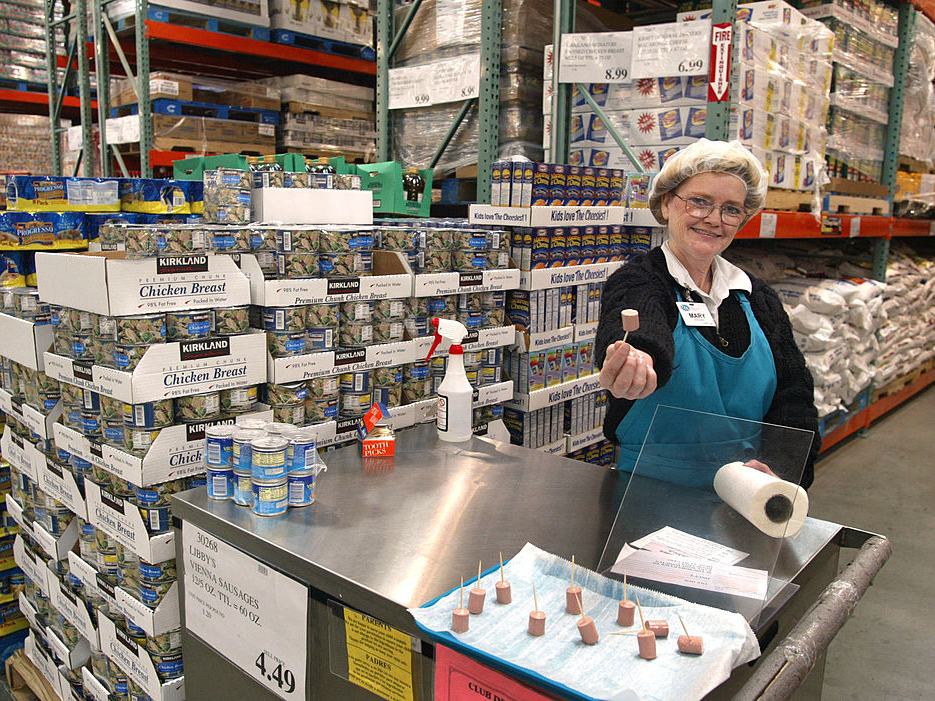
[425,318,442,362]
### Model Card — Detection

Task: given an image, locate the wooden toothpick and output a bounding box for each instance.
[500,552,505,583]
[460,577,464,609]
[576,591,586,622]
[636,593,646,629]
[678,614,689,637]
[571,555,575,588]
[624,573,627,602]
[477,561,482,586]
[533,583,539,613]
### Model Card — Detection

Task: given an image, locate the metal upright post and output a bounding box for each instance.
[705,0,738,141]
[375,0,393,162]
[881,4,916,198]
[136,0,153,176]
[476,0,501,203]
[43,0,64,175]
[94,0,111,177]
[75,0,94,176]
[550,0,575,164]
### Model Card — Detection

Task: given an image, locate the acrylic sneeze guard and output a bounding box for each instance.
[597,405,815,629]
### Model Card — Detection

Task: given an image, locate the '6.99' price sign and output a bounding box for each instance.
[183,522,308,700]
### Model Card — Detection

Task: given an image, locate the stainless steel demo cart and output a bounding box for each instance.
[171,424,888,701]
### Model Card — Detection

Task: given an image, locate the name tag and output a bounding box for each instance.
[678,301,716,327]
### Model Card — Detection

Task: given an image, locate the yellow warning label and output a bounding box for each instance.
[344,609,414,701]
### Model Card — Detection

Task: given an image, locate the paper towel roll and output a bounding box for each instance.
[713,461,809,538]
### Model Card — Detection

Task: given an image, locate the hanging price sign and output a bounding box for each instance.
[432,53,481,104]
[183,523,308,701]
[389,54,480,109]
[558,32,632,84]
[631,19,710,79]
[388,64,434,110]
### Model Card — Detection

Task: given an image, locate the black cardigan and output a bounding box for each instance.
[595,247,819,488]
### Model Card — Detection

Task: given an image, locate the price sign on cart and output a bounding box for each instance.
[183,522,308,700]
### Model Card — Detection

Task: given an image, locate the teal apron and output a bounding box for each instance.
[614,290,777,489]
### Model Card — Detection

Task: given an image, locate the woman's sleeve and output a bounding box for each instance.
[753,281,821,489]
[594,256,679,386]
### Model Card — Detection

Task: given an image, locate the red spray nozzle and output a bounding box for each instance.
[425,318,442,362]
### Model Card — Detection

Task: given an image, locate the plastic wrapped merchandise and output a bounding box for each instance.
[391,0,616,175]
[899,13,935,168]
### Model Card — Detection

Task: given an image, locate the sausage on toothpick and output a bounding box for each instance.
[566,555,582,614]
[496,551,511,604]
[528,583,546,636]
[468,561,486,614]
[452,577,470,633]
[635,593,656,660]
[677,614,704,655]
[574,592,599,645]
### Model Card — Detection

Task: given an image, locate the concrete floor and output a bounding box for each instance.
[809,386,935,700]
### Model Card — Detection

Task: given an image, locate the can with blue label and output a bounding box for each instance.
[339,371,371,393]
[232,427,263,472]
[152,650,184,681]
[141,504,171,534]
[133,478,187,507]
[123,399,175,428]
[139,557,177,583]
[166,310,211,340]
[251,436,288,480]
[251,477,288,517]
[206,467,234,500]
[232,470,253,506]
[205,424,236,468]
[288,470,317,507]
[80,388,100,412]
[287,429,317,473]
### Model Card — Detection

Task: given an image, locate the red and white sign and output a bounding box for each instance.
[708,23,733,102]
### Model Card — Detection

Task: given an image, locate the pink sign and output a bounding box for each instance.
[434,645,562,701]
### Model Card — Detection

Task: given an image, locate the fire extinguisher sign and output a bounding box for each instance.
[708,23,733,102]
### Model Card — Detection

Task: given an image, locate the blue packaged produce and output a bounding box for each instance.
[119,178,192,214]
[0,211,87,249]
[6,176,119,212]
[0,253,25,286]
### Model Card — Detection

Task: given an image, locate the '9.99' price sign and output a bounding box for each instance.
[183,523,308,700]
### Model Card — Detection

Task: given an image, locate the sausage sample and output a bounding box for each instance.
[647,620,669,638]
[452,607,470,633]
[617,599,635,626]
[468,587,486,614]
[678,634,704,655]
[621,308,640,332]
[528,610,546,636]
[496,580,512,604]
[566,586,583,614]
[576,616,599,645]
[637,628,657,659]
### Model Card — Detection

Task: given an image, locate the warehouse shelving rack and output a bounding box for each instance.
[44,0,378,177]
[375,0,501,202]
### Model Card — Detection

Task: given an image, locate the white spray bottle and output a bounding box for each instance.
[424,317,473,442]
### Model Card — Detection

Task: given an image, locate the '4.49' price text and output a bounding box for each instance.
[256,651,297,694]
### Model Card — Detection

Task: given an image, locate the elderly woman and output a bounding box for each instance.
[596,139,819,488]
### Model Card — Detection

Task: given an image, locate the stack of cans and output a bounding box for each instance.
[206,418,324,518]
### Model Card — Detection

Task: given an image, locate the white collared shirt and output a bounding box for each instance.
[660,240,751,327]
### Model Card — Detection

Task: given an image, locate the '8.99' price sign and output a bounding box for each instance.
[183,522,308,700]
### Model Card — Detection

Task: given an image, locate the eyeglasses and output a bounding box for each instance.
[672,193,746,226]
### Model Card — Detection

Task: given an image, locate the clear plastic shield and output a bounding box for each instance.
[597,405,815,629]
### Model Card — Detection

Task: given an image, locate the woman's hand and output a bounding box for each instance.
[743,459,778,478]
[599,341,657,400]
